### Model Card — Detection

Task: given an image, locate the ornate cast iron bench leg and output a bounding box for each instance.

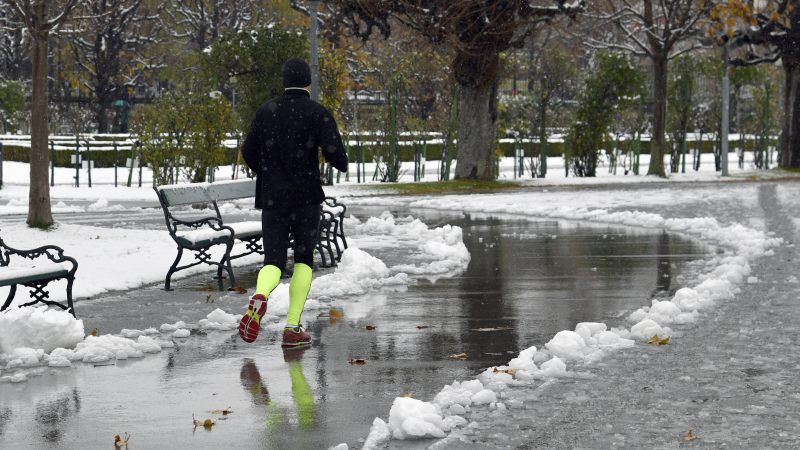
[164,247,184,291]
[1,284,17,312]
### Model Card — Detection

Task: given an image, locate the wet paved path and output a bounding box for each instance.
[446,183,800,449]
[0,205,706,449]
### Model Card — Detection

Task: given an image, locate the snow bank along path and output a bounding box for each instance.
[349,194,781,449]
[0,212,470,383]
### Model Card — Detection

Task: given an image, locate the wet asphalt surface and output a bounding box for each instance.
[0,201,708,449]
[445,183,800,449]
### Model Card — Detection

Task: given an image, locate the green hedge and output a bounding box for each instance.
[0,137,767,168]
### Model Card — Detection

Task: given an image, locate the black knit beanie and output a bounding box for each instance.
[282,58,311,88]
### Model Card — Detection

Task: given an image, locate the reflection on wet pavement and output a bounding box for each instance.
[0,207,708,448]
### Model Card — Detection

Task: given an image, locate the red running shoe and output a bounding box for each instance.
[281,325,311,348]
[238,294,267,343]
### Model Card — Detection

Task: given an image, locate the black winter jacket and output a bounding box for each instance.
[241,89,348,209]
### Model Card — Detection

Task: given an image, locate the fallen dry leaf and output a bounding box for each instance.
[348,358,367,365]
[232,286,247,294]
[192,414,215,429]
[683,429,698,441]
[449,352,468,360]
[329,308,344,325]
[114,433,131,447]
[471,327,513,332]
[90,328,98,337]
[209,407,233,416]
[400,392,413,398]
[205,294,213,303]
[365,325,376,331]
[416,325,429,329]
[492,367,517,375]
[647,335,671,345]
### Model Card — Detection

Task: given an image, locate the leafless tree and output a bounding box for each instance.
[2,0,82,228]
[168,0,259,51]
[321,0,584,180]
[68,0,162,133]
[0,4,30,80]
[587,0,712,177]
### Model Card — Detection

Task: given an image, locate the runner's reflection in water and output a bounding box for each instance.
[239,348,317,431]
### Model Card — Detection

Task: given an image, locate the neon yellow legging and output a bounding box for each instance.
[256,263,312,326]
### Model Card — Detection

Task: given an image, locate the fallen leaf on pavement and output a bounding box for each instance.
[90,328,98,337]
[232,286,247,294]
[449,353,468,360]
[114,433,131,447]
[329,308,344,324]
[400,392,413,398]
[366,325,376,330]
[209,407,233,416]
[647,335,670,345]
[683,429,698,441]
[192,414,215,429]
[348,358,367,365]
[492,367,517,375]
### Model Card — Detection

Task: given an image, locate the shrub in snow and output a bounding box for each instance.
[0,307,85,354]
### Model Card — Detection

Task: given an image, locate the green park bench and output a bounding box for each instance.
[0,239,79,317]
[206,180,343,268]
[155,179,346,291]
[155,183,238,291]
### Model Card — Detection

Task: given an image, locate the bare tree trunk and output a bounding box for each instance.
[27,13,54,228]
[454,81,498,180]
[782,56,800,168]
[451,48,500,180]
[95,87,112,133]
[647,54,668,177]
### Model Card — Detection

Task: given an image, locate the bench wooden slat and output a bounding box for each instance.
[207,179,257,202]
[157,184,211,206]
[0,263,69,287]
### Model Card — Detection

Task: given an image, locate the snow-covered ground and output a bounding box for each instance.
[0,149,775,210]
[1,158,797,447]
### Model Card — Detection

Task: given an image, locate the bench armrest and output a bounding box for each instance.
[323,196,346,217]
[169,217,235,244]
[0,242,79,275]
[173,216,226,230]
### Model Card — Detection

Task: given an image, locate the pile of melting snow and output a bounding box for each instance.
[0,307,240,382]
[361,322,635,447]
[346,212,471,276]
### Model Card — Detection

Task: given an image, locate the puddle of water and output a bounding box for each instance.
[0,208,708,449]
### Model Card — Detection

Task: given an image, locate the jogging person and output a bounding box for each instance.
[238,58,348,347]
